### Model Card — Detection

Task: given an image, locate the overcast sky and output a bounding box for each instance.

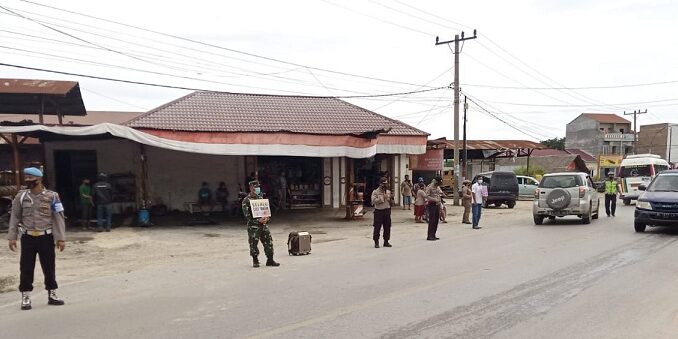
[1,0,677,141]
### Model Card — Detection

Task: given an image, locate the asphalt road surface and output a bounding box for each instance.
[0,203,676,339]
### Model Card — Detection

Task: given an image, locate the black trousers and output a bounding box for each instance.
[19,234,58,292]
[373,208,392,242]
[427,203,440,239]
[605,194,617,216]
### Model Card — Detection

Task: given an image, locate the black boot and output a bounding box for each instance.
[252,256,260,268]
[47,290,65,306]
[374,240,380,248]
[383,241,392,247]
[266,257,280,267]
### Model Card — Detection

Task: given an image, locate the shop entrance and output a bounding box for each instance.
[54,150,97,217]
[354,155,393,207]
[257,156,322,210]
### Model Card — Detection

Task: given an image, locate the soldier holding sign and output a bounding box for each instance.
[242,180,280,268]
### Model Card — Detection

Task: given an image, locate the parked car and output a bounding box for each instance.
[472,171,519,208]
[633,170,678,232]
[517,175,539,198]
[533,172,600,225]
[618,154,669,205]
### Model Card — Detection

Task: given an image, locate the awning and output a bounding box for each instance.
[0,123,426,158]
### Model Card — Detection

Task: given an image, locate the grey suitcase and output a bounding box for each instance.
[288,231,311,255]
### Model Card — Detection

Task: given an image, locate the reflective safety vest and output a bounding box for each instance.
[605,180,619,195]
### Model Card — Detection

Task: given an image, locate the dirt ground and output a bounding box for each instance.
[0,202,532,294]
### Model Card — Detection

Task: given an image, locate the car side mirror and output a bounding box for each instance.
[638,184,646,191]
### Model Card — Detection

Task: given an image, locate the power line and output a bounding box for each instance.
[18,0,439,89]
[463,92,550,140]
[482,97,678,108]
[462,79,678,90]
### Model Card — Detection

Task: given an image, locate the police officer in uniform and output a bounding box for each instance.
[242,180,280,268]
[604,172,621,217]
[7,167,66,310]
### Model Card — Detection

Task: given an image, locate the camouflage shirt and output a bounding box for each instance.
[242,193,266,227]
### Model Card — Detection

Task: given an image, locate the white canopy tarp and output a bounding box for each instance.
[0,123,425,158]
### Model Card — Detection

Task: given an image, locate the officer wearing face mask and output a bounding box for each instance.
[7,167,66,310]
[242,180,280,268]
[371,177,393,248]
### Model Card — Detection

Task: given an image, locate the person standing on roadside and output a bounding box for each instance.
[215,182,229,215]
[461,180,472,224]
[471,175,484,229]
[93,173,113,232]
[400,175,413,210]
[79,178,93,229]
[371,177,393,248]
[425,178,443,240]
[414,183,427,223]
[7,167,66,310]
[242,180,280,268]
[604,172,621,217]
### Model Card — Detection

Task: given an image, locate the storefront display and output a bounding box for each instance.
[257,156,322,209]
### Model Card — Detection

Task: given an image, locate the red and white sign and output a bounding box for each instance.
[409,149,444,171]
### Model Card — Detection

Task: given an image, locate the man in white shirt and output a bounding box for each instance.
[471,175,485,229]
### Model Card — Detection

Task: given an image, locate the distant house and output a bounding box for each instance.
[636,123,678,164]
[565,113,633,157]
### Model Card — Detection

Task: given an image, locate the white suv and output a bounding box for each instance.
[533,172,600,225]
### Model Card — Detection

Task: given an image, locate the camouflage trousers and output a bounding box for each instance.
[247,225,274,258]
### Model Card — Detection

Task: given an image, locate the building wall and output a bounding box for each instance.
[565,116,603,156]
[636,123,669,158]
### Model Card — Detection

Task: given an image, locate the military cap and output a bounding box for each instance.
[248,180,260,187]
[24,167,43,177]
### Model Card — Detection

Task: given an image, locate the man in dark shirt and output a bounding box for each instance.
[198,182,213,214]
[94,173,114,232]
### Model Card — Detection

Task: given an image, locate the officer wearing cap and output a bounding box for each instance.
[7,167,66,310]
[371,176,393,248]
[242,180,280,268]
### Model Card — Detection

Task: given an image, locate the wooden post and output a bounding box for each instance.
[11,134,21,186]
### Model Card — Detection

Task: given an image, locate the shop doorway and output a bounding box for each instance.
[354,155,393,206]
[257,156,322,209]
[54,150,97,217]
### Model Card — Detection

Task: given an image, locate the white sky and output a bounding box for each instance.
[1,0,677,141]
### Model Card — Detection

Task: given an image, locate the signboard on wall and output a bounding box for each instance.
[599,155,623,167]
[409,149,444,171]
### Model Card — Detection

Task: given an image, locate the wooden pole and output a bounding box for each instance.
[11,134,21,186]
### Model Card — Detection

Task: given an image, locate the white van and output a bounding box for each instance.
[618,154,670,205]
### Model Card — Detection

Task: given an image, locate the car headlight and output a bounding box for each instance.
[636,200,652,210]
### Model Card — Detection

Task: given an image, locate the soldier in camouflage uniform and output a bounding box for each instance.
[242,180,280,268]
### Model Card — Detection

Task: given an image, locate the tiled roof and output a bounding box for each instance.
[565,148,596,162]
[125,91,428,136]
[581,113,630,124]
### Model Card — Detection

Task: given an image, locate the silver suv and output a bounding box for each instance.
[533,172,600,225]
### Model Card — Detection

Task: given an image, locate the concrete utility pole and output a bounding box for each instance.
[436,30,477,206]
[624,109,647,153]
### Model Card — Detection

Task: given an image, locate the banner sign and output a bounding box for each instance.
[409,149,444,171]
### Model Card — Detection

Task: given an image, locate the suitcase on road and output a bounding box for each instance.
[288,231,311,255]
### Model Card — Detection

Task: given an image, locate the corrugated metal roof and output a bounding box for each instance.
[0,78,86,116]
[581,113,630,124]
[0,78,78,95]
[429,138,543,150]
[125,91,428,136]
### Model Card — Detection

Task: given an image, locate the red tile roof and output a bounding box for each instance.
[565,148,596,162]
[125,91,428,136]
[581,113,630,124]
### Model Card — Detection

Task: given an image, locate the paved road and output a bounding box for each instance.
[0,203,676,338]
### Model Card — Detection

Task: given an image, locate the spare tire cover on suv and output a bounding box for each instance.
[546,188,571,210]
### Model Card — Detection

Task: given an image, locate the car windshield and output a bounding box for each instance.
[619,165,652,178]
[539,175,582,188]
[647,175,678,192]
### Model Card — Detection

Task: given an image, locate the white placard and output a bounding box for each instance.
[250,199,271,218]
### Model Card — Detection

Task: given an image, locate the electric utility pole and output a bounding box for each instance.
[436,30,477,206]
[624,109,647,153]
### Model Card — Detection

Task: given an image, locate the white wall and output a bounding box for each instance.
[145,146,244,211]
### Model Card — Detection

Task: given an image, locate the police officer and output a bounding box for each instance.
[7,167,66,310]
[425,178,444,240]
[242,180,280,268]
[371,177,393,248]
[604,172,621,217]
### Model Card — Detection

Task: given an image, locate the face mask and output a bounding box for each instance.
[255,187,261,195]
[26,180,38,189]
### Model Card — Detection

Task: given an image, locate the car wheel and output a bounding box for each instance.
[582,206,592,224]
[623,199,631,206]
[592,204,599,219]
[533,215,544,225]
[548,216,556,220]
[634,222,646,233]
[507,201,516,209]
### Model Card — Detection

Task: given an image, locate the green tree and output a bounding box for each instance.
[514,166,546,179]
[540,137,566,150]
